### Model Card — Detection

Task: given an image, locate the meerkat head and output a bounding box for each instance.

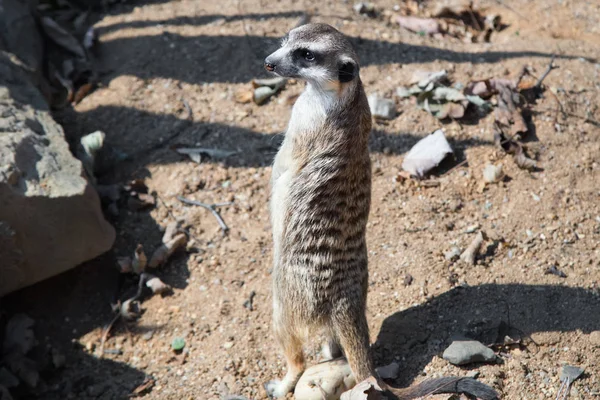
[264,23,360,87]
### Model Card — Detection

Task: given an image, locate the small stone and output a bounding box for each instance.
[142,331,154,341]
[223,341,234,349]
[443,340,497,365]
[367,93,396,119]
[466,370,480,379]
[444,247,461,261]
[465,224,480,233]
[376,362,399,380]
[589,331,600,346]
[483,164,503,183]
[448,199,462,212]
[294,358,356,400]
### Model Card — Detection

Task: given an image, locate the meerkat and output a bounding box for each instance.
[264,23,499,400]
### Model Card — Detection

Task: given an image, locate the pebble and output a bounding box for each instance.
[443,339,497,365]
[376,362,400,380]
[367,93,396,119]
[223,341,234,349]
[294,358,356,400]
[465,224,480,233]
[444,246,461,261]
[483,164,503,183]
[589,330,600,346]
[143,331,154,341]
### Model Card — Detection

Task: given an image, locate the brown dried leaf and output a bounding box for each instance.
[513,149,537,170]
[341,376,385,400]
[73,82,94,104]
[495,82,527,136]
[132,244,147,274]
[149,233,188,268]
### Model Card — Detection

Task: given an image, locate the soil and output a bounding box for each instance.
[2,0,600,399]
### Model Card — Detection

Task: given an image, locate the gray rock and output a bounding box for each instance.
[0,0,44,81]
[367,93,396,120]
[444,246,461,261]
[294,358,356,400]
[376,362,399,380]
[443,339,497,365]
[483,164,503,183]
[0,52,115,296]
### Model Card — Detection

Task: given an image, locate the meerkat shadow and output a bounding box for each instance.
[373,283,600,386]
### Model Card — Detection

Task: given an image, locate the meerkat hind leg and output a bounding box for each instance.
[265,331,305,398]
[332,311,375,382]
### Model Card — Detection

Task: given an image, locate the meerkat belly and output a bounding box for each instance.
[280,156,371,317]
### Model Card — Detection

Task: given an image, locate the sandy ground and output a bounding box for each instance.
[3,0,600,399]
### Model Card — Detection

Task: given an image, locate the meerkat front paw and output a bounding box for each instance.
[264,380,294,398]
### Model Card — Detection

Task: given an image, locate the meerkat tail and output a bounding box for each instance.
[386,377,499,400]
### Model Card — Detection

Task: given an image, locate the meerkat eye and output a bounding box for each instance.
[302,50,315,61]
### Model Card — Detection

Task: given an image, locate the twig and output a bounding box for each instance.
[177,196,231,233]
[155,192,201,243]
[440,159,469,177]
[491,0,527,20]
[535,55,558,89]
[98,312,121,359]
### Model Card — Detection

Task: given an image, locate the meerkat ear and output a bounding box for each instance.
[338,60,357,83]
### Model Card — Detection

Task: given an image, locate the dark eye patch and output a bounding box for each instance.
[293,48,320,64]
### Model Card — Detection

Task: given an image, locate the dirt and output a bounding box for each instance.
[2,0,600,399]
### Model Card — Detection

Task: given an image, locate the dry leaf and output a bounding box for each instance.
[39,16,86,59]
[340,376,385,400]
[402,130,453,178]
[132,244,147,274]
[149,233,187,268]
[120,299,140,320]
[146,277,172,295]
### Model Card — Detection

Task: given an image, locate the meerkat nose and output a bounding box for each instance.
[264,58,276,72]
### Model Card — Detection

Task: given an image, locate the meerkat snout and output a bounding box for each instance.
[264,23,359,85]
